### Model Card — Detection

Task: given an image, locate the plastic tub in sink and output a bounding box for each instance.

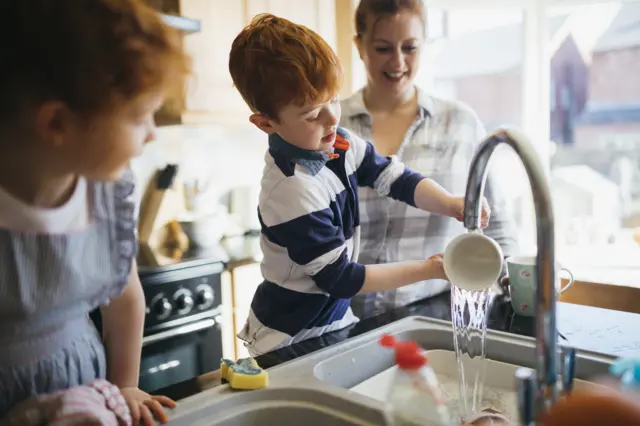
[350,349,602,421]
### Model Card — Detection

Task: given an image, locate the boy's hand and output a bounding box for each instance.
[120,387,176,425]
[424,253,447,281]
[449,196,491,228]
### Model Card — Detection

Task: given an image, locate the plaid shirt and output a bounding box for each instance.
[340,88,518,318]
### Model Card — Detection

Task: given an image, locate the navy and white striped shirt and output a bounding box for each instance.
[237,127,426,355]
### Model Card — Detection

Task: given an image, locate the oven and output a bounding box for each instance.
[138,260,225,393]
[139,309,223,393]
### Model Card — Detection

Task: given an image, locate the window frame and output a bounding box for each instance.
[346,0,640,288]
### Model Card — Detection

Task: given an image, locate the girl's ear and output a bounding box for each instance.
[35,101,74,148]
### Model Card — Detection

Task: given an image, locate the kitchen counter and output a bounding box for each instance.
[156,290,640,401]
[137,234,261,275]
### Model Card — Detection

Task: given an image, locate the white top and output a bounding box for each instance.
[0,178,90,233]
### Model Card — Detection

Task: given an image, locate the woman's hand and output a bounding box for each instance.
[120,387,176,425]
[449,196,491,228]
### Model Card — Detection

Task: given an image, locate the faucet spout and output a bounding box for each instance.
[462,129,560,420]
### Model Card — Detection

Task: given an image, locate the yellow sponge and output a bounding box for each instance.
[220,358,234,382]
[221,357,268,390]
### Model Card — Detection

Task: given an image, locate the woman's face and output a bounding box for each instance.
[357,10,425,98]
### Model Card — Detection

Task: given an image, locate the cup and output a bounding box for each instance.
[506,255,575,316]
[443,230,504,291]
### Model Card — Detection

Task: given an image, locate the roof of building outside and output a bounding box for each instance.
[551,165,620,195]
[430,14,569,79]
[593,2,640,52]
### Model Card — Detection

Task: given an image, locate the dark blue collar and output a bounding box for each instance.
[268,132,332,176]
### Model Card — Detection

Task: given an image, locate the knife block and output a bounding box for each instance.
[138,172,188,266]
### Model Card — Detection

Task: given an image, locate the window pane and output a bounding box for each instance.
[421,8,525,130]
[418,8,533,247]
[548,1,640,276]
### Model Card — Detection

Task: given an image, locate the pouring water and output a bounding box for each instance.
[444,229,504,423]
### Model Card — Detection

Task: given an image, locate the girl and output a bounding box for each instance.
[0,1,190,424]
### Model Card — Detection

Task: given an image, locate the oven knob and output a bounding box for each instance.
[175,293,194,315]
[153,298,172,320]
[195,288,215,310]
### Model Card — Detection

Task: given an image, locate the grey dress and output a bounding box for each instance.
[0,170,137,418]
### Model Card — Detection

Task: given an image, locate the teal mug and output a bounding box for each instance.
[506,255,575,316]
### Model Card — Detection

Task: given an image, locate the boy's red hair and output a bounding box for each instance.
[229,13,343,120]
[0,0,190,118]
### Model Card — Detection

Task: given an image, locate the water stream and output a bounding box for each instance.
[451,283,492,423]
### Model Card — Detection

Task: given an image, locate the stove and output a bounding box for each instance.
[89,238,260,393]
[137,256,227,393]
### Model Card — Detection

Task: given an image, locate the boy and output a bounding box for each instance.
[228,14,490,355]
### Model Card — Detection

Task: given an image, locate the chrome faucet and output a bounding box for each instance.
[462,128,576,425]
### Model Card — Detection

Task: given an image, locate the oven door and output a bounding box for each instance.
[139,310,223,393]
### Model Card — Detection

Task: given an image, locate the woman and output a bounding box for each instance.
[340,0,518,319]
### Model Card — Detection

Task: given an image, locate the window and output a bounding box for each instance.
[418,1,640,278]
[351,0,640,280]
[417,7,535,249]
[548,1,640,275]
[348,0,640,280]
[421,8,525,131]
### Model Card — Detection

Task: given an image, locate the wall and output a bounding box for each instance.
[589,46,640,103]
[447,35,588,137]
[130,124,265,227]
[574,123,640,149]
[452,69,522,129]
[572,46,640,149]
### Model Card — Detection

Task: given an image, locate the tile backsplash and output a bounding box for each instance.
[131,123,265,229]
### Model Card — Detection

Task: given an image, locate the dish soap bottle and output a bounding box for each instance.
[380,334,452,426]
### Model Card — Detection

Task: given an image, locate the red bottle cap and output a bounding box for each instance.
[395,341,426,369]
[379,334,427,370]
[379,334,397,348]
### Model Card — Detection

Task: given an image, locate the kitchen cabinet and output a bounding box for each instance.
[247,0,337,49]
[179,1,250,125]
[154,0,341,125]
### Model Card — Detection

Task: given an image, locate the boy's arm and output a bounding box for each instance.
[359,255,446,294]
[349,130,457,217]
[413,178,458,217]
[262,179,446,299]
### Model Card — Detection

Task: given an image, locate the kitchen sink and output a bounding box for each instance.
[167,387,384,426]
[166,316,617,425]
[348,349,599,421]
[314,319,614,421]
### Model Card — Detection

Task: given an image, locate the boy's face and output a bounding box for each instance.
[51,92,163,181]
[250,96,341,151]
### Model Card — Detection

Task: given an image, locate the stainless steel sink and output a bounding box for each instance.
[167,387,384,426]
[166,316,616,425]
